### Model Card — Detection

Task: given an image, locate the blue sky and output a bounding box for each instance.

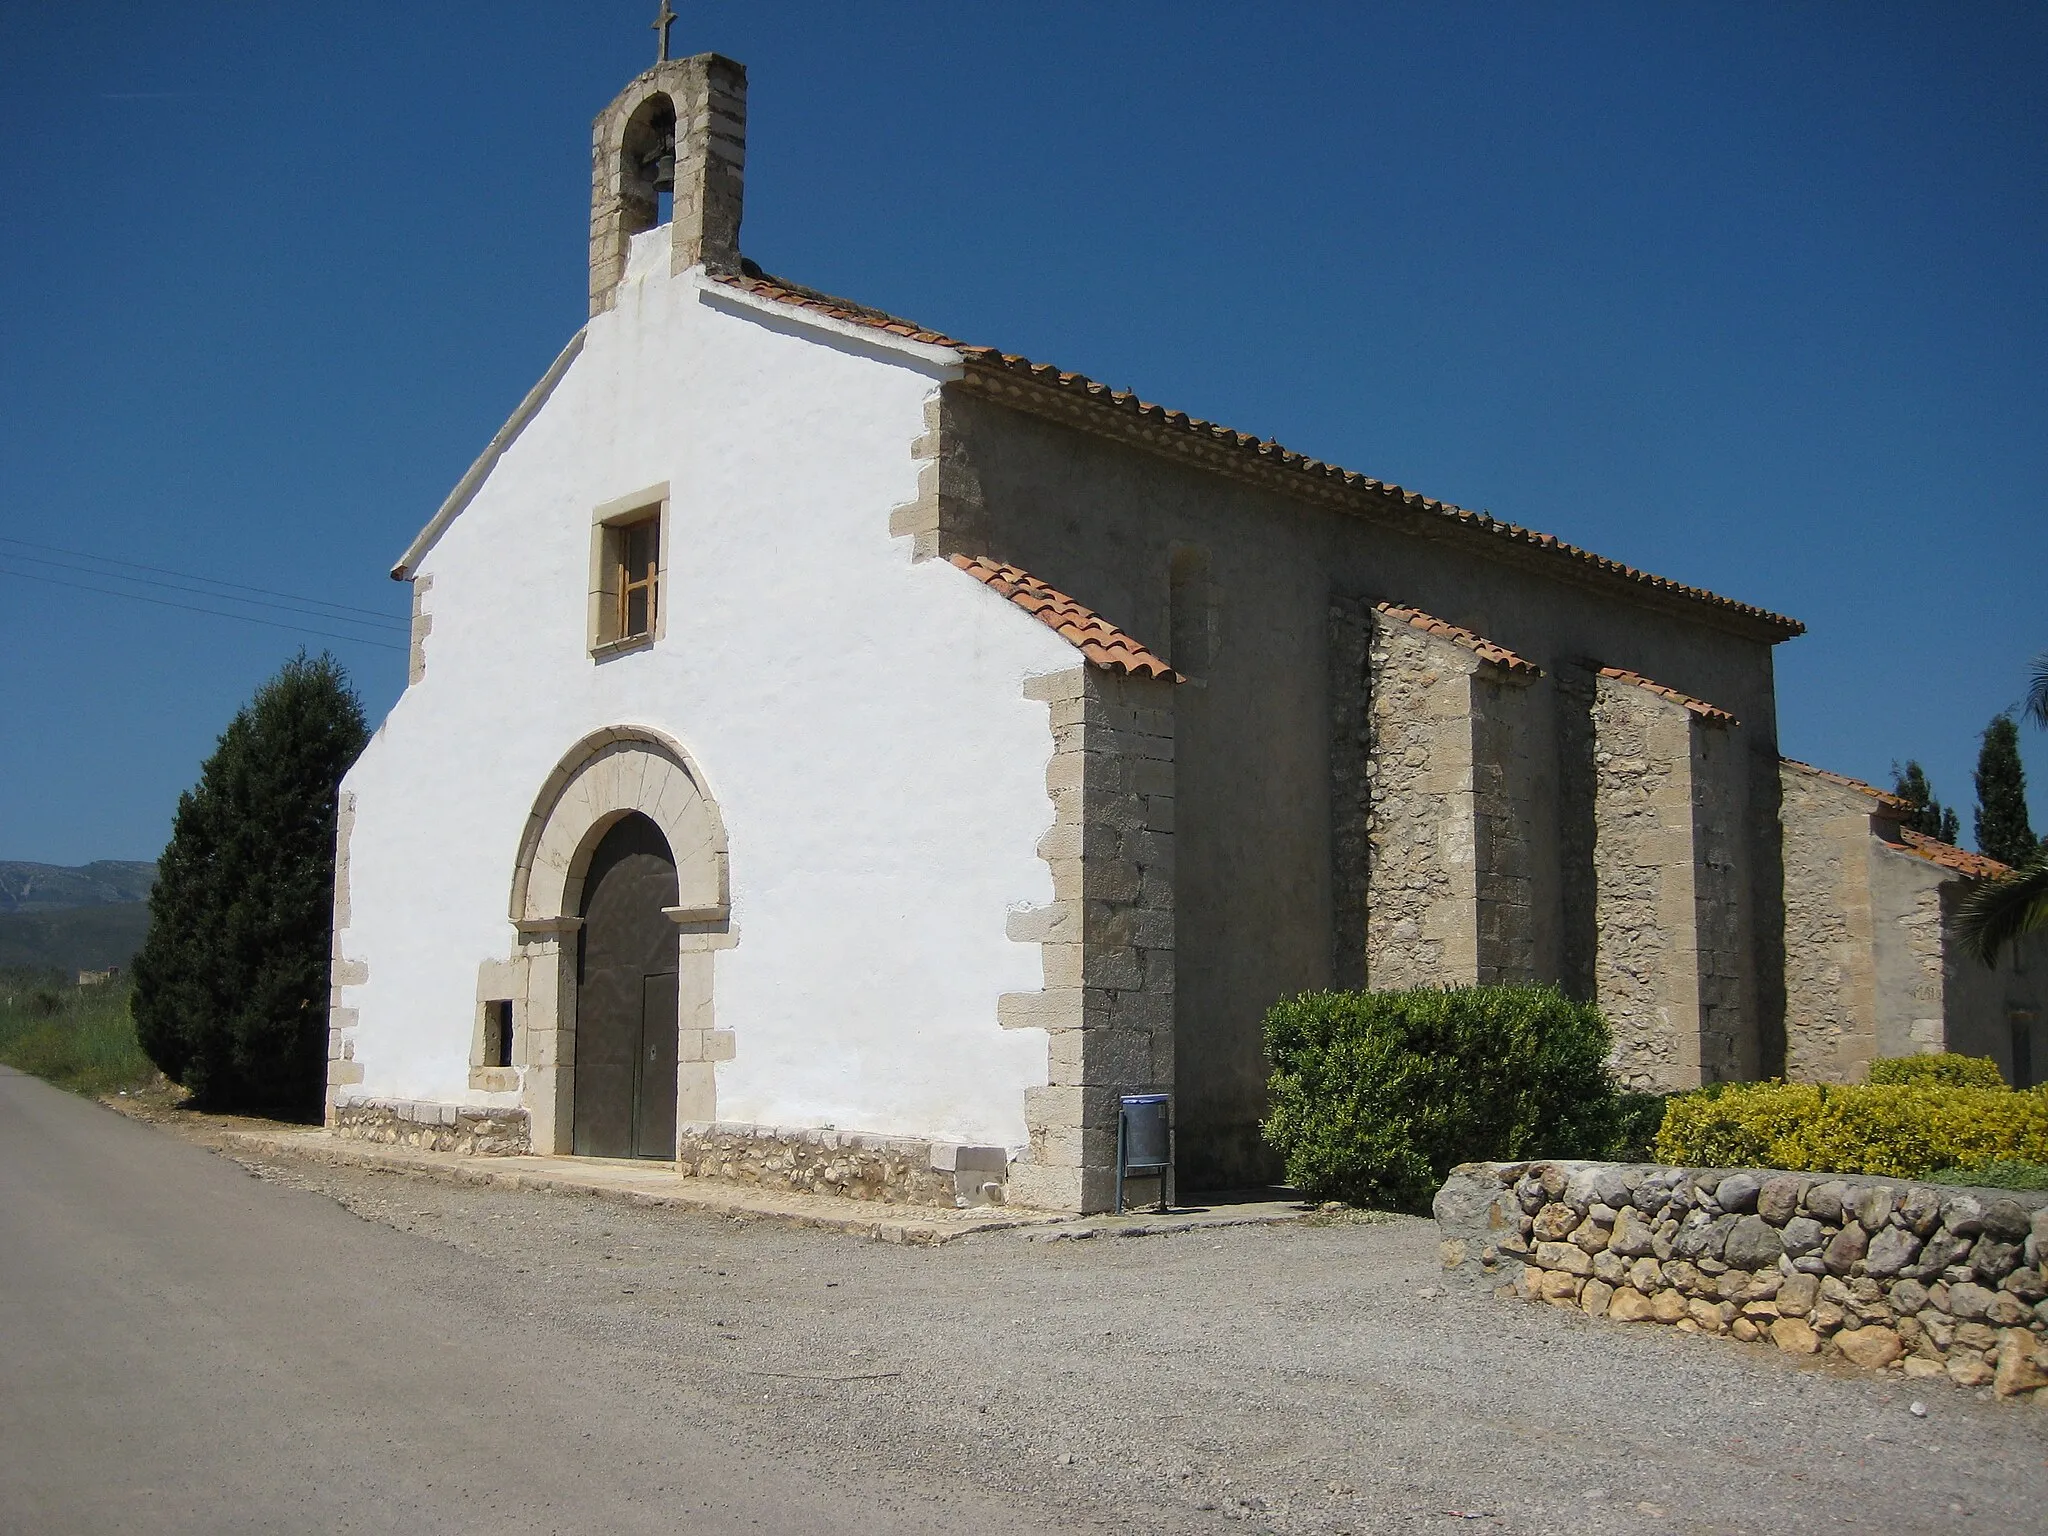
[1,2,2042,865]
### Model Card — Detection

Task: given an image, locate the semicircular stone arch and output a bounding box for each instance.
[512,726,729,927]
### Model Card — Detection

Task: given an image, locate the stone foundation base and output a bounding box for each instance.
[676,1122,1010,1209]
[332,1099,530,1156]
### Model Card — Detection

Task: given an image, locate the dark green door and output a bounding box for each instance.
[573,813,679,1160]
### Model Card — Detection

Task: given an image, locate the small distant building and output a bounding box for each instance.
[76,967,118,987]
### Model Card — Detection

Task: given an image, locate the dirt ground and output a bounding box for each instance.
[115,1100,2048,1536]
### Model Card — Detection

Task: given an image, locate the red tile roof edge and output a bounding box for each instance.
[1596,666,1738,726]
[1780,757,1912,816]
[1373,603,1542,678]
[1895,829,2011,881]
[947,554,1179,682]
[709,270,1804,641]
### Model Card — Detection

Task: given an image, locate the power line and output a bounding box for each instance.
[0,534,408,624]
[0,564,409,652]
[0,547,409,634]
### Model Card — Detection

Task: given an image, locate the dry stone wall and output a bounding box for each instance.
[1437,1160,2048,1400]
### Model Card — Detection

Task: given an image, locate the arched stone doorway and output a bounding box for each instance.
[509,727,734,1156]
[573,813,679,1159]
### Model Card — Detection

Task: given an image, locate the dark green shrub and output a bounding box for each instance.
[1867,1052,2005,1089]
[131,652,368,1117]
[1261,985,1624,1211]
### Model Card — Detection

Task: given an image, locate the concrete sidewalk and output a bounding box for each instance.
[195,1118,1312,1246]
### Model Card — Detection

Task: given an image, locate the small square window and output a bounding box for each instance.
[483,1000,515,1069]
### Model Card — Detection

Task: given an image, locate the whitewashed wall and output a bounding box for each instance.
[337,234,1078,1147]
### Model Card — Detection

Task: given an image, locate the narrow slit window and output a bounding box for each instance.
[484,1000,515,1069]
[617,515,659,642]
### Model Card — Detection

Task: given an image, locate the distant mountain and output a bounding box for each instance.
[0,861,158,915]
[0,901,152,972]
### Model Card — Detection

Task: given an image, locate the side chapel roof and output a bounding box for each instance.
[948,555,1179,681]
[1596,665,1738,726]
[1896,829,2011,881]
[1373,602,1542,679]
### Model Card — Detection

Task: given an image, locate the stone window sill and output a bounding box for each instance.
[590,634,654,662]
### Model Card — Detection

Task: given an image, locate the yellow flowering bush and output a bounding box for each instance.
[1865,1052,2005,1089]
[1654,1080,2048,1177]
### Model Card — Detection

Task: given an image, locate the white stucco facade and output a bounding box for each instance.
[335,232,1085,1153]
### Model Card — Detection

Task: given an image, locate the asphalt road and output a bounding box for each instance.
[0,1066,1053,1535]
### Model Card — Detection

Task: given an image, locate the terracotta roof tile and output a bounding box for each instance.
[1780,757,1912,816]
[1896,829,2011,881]
[1596,666,1738,726]
[710,269,1804,640]
[1373,603,1542,678]
[948,554,1178,681]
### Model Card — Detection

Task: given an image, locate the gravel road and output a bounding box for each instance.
[218,1123,2047,1535]
[14,1071,2046,1534]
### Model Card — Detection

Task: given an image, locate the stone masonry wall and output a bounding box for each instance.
[1688,724,1750,1080]
[1437,1160,2048,1400]
[1592,676,1705,1089]
[675,1123,1003,1207]
[333,1099,530,1156]
[1363,617,1536,988]
[1002,665,1176,1214]
[1328,597,1372,990]
[1779,766,1882,1082]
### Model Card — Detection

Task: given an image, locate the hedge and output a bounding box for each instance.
[1654,1080,2048,1178]
[1865,1052,2005,1089]
[1261,985,1629,1210]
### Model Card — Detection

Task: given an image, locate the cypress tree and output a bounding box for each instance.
[1975,713,2040,867]
[1892,760,1960,845]
[131,653,369,1116]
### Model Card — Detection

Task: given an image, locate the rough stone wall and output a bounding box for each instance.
[1002,665,1176,1214]
[1328,597,1372,990]
[333,1099,530,1156]
[1591,677,1703,1088]
[1437,1160,2048,1399]
[1362,618,1538,988]
[1471,669,1538,985]
[1688,725,1750,1080]
[1364,620,1473,986]
[674,1123,1011,1208]
[1778,767,1882,1082]
[1887,859,1950,1060]
[1554,664,1600,1001]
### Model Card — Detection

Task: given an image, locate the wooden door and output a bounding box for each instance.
[573,814,679,1159]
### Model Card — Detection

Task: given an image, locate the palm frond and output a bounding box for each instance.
[1955,852,2048,966]
[2028,650,2048,730]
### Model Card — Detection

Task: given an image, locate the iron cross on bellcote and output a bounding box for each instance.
[652,0,679,63]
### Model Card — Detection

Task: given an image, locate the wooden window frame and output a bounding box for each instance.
[588,484,670,657]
